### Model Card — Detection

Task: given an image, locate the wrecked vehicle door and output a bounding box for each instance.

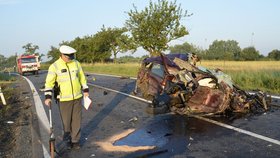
[136,62,165,100]
[134,53,270,115]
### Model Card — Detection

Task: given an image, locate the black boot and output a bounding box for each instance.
[72,142,80,150]
[63,132,72,150]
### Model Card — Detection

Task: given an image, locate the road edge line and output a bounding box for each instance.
[88,83,152,104]
[23,76,51,158]
[192,115,280,146]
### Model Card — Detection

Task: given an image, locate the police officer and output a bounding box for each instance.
[44,45,89,149]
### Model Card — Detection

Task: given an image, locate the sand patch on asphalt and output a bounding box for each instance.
[96,129,155,152]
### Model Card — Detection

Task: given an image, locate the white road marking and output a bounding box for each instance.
[23,76,51,158]
[88,81,280,146]
[192,115,280,146]
[248,92,280,100]
[88,83,151,104]
[271,95,280,100]
[87,72,137,80]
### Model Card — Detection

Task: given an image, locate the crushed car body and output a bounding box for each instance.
[134,53,270,116]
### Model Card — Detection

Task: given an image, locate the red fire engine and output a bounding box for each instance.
[17,54,40,75]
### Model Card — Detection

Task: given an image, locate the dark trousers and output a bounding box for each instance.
[59,98,82,143]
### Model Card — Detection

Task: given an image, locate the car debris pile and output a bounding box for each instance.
[134,53,271,116]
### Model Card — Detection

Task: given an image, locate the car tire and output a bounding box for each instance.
[146,104,169,115]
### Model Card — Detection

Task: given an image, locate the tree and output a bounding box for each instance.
[207,40,241,60]
[90,29,113,63]
[46,46,60,63]
[170,42,193,53]
[0,55,17,69]
[68,37,94,63]
[169,42,204,57]
[5,55,17,67]
[268,49,280,60]
[125,0,189,57]
[240,46,260,61]
[22,43,39,54]
[22,43,45,61]
[0,54,6,64]
[99,26,137,63]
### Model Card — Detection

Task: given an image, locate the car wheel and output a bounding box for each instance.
[146,104,169,115]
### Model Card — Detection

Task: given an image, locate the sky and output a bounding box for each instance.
[0,0,280,60]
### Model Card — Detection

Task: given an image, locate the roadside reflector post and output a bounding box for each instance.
[0,86,7,105]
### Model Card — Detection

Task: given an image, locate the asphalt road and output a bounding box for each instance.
[25,71,280,158]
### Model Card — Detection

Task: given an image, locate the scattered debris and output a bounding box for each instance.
[164,133,172,137]
[189,136,193,141]
[97,103,104,107]
[128,117,138,122]
[6,121,14,124]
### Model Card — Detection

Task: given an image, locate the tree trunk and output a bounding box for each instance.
[114,53,117,63]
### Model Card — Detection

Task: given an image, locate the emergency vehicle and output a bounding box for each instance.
[17,54,40,75]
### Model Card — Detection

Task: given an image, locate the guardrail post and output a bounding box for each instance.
[0,86,7,105]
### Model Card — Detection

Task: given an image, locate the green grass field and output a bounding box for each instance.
[197,61,280,94]
[42,61,280,94]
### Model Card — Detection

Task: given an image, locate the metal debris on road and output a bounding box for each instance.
[189,136,194,141]
[128,117,138,122]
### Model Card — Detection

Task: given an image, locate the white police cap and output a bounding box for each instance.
[59,45,77,54]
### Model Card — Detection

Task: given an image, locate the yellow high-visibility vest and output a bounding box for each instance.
[45,57,88,101]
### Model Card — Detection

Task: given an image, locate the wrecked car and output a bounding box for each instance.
[134,53,270,115]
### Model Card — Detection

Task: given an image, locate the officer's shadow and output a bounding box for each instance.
[80,80,137,145]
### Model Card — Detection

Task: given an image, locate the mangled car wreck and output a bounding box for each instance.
[134,53,270,116]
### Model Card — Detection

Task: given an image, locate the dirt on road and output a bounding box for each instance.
[0,77,34,158]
